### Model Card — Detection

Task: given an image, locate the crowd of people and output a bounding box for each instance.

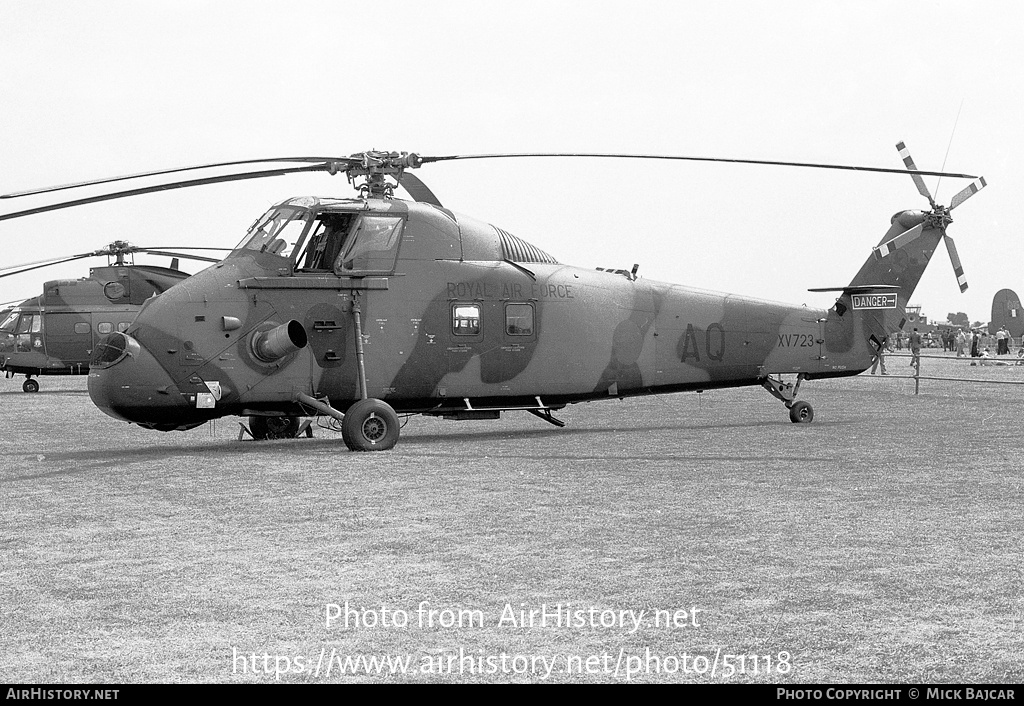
[872,326,1023,375]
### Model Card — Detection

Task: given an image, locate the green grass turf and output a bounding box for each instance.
[0,355,1021,683]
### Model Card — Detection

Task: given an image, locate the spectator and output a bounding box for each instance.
[910,328,923,369]
[956,328,967,357]
[871,337,889,375]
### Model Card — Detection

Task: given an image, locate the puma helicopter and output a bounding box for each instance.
[0,242,224,391]
[0,144,986,448]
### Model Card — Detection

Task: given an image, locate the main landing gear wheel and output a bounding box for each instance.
[23,378,39,393]
[342,398,400,451]
[248,414,300,439]
[789,401,814,423]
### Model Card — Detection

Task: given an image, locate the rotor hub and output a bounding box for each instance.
[344,151,423,199]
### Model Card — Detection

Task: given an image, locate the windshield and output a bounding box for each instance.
[0,311,17,333]
[235,206,312,256]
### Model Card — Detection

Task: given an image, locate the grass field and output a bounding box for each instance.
[1,353,1022,683]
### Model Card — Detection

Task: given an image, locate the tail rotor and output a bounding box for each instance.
[872,141,986,293]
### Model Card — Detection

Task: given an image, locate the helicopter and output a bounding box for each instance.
[0,145,985,448]
[0,242,224,391]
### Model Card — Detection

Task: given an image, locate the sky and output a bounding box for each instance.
[0,0,1020,325]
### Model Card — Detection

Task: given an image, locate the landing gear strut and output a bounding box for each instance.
[761,374,814,423]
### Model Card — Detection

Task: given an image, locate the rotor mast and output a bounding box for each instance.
[344,151,423,199]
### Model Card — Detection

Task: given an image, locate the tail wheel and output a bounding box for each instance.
[789,401,814,423]
[23,378,39,393]
[249,415,300,440]
[342,398,400,451]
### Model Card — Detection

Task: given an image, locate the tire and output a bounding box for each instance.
[342,398,400,451]
[23,378,39,393]
[249,414,300,440]
[789,400,813,423]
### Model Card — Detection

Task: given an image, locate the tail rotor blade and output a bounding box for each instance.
[949,177,987,210]
[896,141,937,208]
[943,234,968,292]
[873,223,924,260]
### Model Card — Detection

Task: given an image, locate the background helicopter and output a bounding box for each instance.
[0,146,984,447]
[0,241,225,391]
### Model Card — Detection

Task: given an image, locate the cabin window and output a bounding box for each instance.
[74,322,91,335]
[294,213,358,271]
[97,322,113,334]
[505,303,534,336]
[236,206,312,257]
[452,304,481,336]
[339,216,404,272]
[117,322,131,332]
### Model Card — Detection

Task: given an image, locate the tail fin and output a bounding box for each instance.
[846,209,945,341]
[991,288,1023,339]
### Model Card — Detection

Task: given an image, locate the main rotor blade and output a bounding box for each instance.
[872,223,924,259]
[1,157,356,199]
[943,234,968,292]
[136,249,221,263]
[399,172,443,208]
[137,245,233,252]
[0,163,331,223]
[896,141,936,207]
[0,253,95,279]
[0,250,97,273]
[418,152,980,179]
[949,177,987,210]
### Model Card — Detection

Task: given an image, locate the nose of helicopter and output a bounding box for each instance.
[88,332,202,430]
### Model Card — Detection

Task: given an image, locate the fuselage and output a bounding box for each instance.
[87,197,875,430]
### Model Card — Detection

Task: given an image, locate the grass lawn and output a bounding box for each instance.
[1,354,1021,683]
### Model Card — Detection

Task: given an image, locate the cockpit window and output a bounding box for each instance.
[0,311,17,333]
[16,314,39,334]
[339,216,404,272]
[235,206,312,256]
[293,213,358,271]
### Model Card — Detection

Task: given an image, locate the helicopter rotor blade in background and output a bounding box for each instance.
[0,250,98,274]
[0,241,232,279]
[138,246,233,252]
[943,234,969,293]
[135,249,221,263]
[417,152,981,180]
[0,253,96,279]
[0,163,335,223]
[1,157,357,199]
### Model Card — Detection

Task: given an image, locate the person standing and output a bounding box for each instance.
[970,329,981,364]
[910,328,923,369]
[871,337,889,375]
[956,328,967,357]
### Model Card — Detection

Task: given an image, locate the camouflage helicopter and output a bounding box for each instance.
[0,145,985,448]
[0,241,223,391]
